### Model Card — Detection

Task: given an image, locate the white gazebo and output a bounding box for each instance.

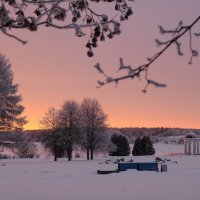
[184,132,200,155]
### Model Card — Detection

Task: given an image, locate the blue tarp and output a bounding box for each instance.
[118,163,138,171]
[118,162,158,171]
[137,162,158,171]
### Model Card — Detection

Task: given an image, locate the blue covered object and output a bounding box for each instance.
[137,162,158,171]
[118,162,158,171]
[118,163,138,171]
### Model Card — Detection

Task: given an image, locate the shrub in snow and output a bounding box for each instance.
[109,134,130,156]
[155,157,163,162]
[0,154,10,159]
[11,132,37,158]
[132,136,155,156]
[75,153,80,158]
[132,137,144,156]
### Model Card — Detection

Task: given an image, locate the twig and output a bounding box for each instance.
[95,16,200,92]
[1,29,27,44]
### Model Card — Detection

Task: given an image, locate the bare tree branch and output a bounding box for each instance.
[1,28,27,44]
[95,16,200,92]
[0,0,133,56]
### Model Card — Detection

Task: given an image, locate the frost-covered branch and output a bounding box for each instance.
[0,0,133,56]
[1,28,27,44]
[95,16,200,92]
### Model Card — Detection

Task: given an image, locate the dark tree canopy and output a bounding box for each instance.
[110,133,130,156]
[132,136,155,156]
[131,136,143,156]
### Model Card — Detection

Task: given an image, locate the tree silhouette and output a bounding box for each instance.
[95,16,200,92]
[132,136,155,156]
[1,1,199,91]
[58,100,80,161]
[0,54,27,131]
[79,98,107,160]
[0,0,133,56]
[132,136,143,156]
[110,133,130,156]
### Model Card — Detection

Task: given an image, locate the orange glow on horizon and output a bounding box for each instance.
[24,116,200,131]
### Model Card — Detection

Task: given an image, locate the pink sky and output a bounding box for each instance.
[1,0,200,129]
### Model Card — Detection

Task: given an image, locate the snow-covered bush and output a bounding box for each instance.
[11,132,37,158]
[109,134,130,156]
[132,136,155,156]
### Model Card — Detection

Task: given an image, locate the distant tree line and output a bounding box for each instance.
[112,127,200,143]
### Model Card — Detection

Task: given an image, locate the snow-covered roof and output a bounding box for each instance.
[186,132,198,138]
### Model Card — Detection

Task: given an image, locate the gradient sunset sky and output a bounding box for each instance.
[1,0,200,130]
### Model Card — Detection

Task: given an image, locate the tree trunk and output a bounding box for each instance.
[67,149,72,161]
[87,149,90,160]
[54,145,57,161]
[54,156,57,161]
[90,149,93,160]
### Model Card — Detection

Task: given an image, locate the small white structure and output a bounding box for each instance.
[184,132,200,155]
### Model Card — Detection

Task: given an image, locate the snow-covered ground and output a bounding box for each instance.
[0,143,200,200]
[154,142,183,156]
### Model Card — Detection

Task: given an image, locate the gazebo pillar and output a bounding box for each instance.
[197,141,200,155]
[193,140,197,155]
[184,139,188,154]
[184,138,200,155]
[188,140,192,155]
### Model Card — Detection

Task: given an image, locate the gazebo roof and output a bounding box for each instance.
[186,132,198,138]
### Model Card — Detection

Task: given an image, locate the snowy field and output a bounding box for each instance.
[0,143,200,200]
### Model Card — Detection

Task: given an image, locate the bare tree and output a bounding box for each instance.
[80,98,107,160]
[40,106,62,161]
[41,99,108,160]
[40,107,59,130]
[58,100,80,161]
